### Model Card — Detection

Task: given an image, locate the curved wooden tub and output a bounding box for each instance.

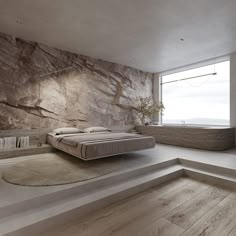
[136,125,235,151]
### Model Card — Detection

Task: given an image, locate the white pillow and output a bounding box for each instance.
[84,126,111,133]
[52,127,84,135]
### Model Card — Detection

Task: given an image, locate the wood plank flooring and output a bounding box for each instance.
[14,177,236,236]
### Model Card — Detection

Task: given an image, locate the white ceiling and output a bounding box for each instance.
[0,0,235,73]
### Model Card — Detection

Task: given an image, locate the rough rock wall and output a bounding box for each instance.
[0,32,153,130]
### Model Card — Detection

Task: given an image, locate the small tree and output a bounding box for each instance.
[135,96,164,125]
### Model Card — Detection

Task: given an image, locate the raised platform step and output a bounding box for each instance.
[180,158,236,189]
[0,160,182,235]
[184,167,236,189]
[4,156,236,235]
[180,158,236,178]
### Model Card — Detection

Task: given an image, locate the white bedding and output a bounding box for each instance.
[47,132,155,160]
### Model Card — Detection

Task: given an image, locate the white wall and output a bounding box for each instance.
[230,53,236,131]
[153,73,160,122]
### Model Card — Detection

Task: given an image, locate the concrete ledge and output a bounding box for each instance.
[0,144,57,159]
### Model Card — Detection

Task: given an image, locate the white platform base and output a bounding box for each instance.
[2,144,236,235]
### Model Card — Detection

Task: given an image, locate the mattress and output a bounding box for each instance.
[47,132,155,160]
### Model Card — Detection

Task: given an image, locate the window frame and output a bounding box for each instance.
[159,58,230,127]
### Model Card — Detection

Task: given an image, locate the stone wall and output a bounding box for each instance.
[0,32,153,130]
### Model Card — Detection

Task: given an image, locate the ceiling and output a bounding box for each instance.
[0,0,236,73]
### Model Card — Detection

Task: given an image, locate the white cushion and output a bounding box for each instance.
[84,126,111,133]
[52,127,84,135]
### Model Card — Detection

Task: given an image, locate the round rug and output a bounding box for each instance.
[2,153,121,186]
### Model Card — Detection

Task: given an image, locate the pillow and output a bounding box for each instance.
[52,127,84,135]
[84,126,111,133]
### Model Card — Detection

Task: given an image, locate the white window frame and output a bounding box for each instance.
[159,56,230,126]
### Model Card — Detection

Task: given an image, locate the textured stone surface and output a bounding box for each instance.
[137,125,235,151]
[0,32,153,130]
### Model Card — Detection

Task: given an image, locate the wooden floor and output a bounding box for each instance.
[22,177,236,236]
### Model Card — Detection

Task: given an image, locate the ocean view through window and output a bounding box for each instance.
[161,61,230,126]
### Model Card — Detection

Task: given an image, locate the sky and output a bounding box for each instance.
[161,61,230,125]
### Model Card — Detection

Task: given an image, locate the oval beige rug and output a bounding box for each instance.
[2,153,122,186]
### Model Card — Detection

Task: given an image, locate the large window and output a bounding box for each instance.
[161,60,230,126]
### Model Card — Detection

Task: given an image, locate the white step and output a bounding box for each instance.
[0,158,177,219]
[183,166,236,189]
[179,158,236,189]
[179,158,236,179]
[179,159,236,183]
[6,157,236,235]
[0,163,183,235]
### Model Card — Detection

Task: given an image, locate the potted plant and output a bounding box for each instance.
[134,96,164,125]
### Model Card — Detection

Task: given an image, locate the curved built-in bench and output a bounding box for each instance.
[136,125,235,151]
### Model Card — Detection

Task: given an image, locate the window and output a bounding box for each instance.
[161,61,230,126]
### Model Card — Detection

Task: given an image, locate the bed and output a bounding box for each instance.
[47,131,155,160]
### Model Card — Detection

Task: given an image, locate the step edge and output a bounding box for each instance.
[183,167,236,185]
[0,159,178,217]
[0,167,183,235]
